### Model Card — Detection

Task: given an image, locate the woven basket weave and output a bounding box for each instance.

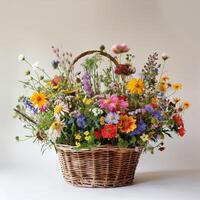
[56,145,142,187]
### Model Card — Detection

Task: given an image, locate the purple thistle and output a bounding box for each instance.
[82,72,94,97]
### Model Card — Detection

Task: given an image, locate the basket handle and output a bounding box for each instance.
[70,50,119,67]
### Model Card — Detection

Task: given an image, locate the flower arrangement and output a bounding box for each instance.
[14,44,190,154]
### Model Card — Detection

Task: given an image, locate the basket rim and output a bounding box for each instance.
[56,144,143,153]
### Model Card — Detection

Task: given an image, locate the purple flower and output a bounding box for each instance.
[76,114,86,129]
[152,110,163,121]
[144,105,154,113]
[82,72,94,97]
[144,104,163,121]
[105,112,119,124]
[23,97,38,114]
[130,120,147,136]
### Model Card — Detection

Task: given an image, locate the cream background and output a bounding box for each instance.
[0,0,200,199]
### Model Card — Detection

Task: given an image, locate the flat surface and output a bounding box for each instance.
[1,168,199,200]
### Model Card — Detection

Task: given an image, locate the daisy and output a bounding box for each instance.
[54,102,69,118]
[49,120,64,140]
[105,112,119,124]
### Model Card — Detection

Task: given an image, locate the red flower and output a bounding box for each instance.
[178,127,185,137]
[114,64,131,75]
[118,95,127,101]
[101,124,117,139]
[94,130,101,140]
[51,75,63,86]
[173,115,185,137]
[150,103,158,109]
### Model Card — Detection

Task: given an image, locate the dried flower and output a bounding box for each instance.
[161,53,169,61]
[18,54,25,61]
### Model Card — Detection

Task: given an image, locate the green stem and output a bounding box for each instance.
[14,108,37,124]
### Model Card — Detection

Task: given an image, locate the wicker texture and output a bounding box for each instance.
[56,145,142,187]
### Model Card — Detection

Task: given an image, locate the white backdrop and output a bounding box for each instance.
[0,0,200,199]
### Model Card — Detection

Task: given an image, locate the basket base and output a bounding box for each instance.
[57,145,142,188]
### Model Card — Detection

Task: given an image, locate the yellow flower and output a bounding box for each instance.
[83,97,92,105]
[118,115,137,133]
[159,82,167,92]
[85,136,91,141]
[62,90,76,95]
[100,116,105,125]
[183,101,190,109]
[75,95,80,100]
[83,131,90,136]
[172,83,182,91]
[127,78,145,94]
[30,92,47,108]
[140,134,149,142]
[50,121,63,131]
[54,105,62,114]
[75,141,81,147]
[151,97,157,104]
[75,133,82,141]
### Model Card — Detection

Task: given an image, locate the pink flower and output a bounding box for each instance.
[99,95,128,112]
[112,43,129,54]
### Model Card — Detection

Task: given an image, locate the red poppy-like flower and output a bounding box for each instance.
[101,124,117,139]
[173,115,185,137]
[94,130,101,140]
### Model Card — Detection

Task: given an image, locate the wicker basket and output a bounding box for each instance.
[56,145,142,187]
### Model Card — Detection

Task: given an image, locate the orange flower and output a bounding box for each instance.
[30,92,47,108]
[118,115,137,133]
[172,83,182,91]
[183,101,190,109]
[159,82,167,92]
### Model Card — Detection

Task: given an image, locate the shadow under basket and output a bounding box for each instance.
[56,144,142,188]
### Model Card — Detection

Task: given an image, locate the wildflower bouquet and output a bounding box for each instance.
[14,44,190,154]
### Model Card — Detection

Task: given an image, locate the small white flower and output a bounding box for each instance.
[18,54,25,61]
[91,108,103,116]
[32,61,39,71]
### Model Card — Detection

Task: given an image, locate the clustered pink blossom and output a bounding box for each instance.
[99,95,128,112]
[112,43,129,54]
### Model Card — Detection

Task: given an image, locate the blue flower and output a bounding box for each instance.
[144,105,154,113]
[76,114,86,129]
[130,120,147,136]
[152,110,163,121]
[23,97,38,114]
[105,112,119,124]
[144,104,163,121]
